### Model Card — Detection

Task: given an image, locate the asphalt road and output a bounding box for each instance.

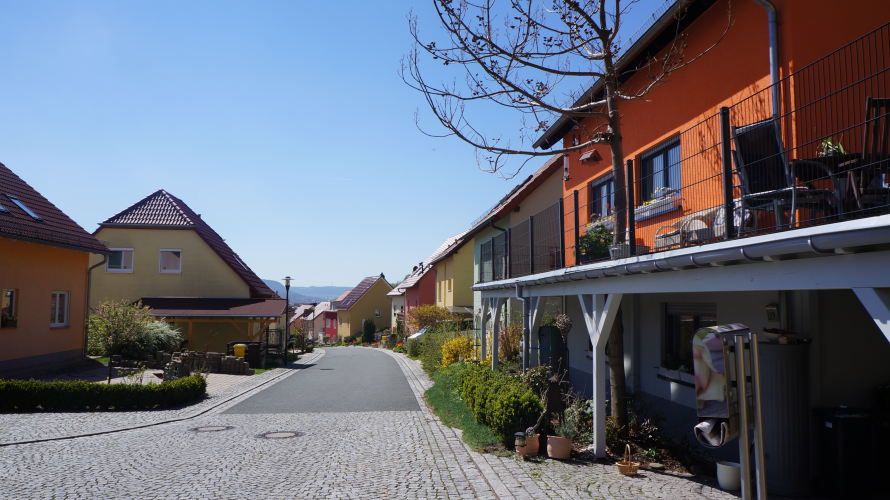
[224,347,420,414]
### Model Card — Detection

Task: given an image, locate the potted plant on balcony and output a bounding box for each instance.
[577,223,612,263]
[1,313,16,328]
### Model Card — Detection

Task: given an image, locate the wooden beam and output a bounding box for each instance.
[188,322,194,347]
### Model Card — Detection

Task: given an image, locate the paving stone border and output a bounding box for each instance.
[0,349,326,447]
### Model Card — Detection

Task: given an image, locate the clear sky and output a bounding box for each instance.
[0,0,663,288]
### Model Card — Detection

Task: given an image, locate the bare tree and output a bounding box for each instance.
[403,0,730,238]
[403,0,730,432]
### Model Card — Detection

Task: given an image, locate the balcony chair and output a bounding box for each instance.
[731,118,842,231]
[849,97,890,211]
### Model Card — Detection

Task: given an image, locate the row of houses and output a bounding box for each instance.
[288,275,395,344]
[387,0,890,494]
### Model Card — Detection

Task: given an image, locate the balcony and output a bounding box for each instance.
[478,22,890,284]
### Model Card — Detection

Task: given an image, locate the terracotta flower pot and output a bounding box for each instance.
[547,436,573,460]
[516,435,539,457]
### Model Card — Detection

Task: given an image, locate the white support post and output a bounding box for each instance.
[480,299,490,362]
[491,297,504,370]
[529,296,545,368]
[578,293,624,458]
[853,288,890,343]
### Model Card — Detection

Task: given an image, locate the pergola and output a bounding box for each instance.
[141,297,287,347]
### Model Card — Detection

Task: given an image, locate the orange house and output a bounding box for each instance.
[472,1,890,487]
[0,162,110,373]
[538,0,890,264]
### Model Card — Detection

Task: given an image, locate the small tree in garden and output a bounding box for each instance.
[362,319,377,344]
[406,304,453,333]
[89,300,181,359]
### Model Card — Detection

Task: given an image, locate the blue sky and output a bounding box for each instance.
[0,0,663,288]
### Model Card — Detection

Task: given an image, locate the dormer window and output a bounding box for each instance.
[4,195,42,221]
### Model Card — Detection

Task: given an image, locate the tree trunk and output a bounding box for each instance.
[603,55,627,244]
[608,306,628,433]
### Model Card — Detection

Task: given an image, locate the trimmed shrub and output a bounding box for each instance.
[362,319,376,344]
[456,363,543,445]
[0,375,207,412]
[406,338,422,357]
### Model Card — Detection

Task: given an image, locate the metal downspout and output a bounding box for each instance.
[517,285,530,374]
[750,0,780,117]
[83,255,107,356]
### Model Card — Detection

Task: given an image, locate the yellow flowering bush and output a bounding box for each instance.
[441,336,474,367]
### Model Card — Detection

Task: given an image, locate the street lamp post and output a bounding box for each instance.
[283,276,292,364]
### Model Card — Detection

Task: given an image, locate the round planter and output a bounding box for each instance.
[516,435,539,457]
[546,436,573,460]
[716,461,741,490]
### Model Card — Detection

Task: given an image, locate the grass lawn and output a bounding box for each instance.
[424,364,507,455]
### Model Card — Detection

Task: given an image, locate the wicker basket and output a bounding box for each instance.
[617,444,640,476]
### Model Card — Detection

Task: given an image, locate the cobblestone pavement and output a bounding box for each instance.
[0,347,744,499]
[0,351,324,446]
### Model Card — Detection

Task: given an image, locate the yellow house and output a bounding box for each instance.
[334,275,393,338]
[89,190,285,353]
[431,231,475,316]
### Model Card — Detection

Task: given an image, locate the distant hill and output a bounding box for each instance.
[262,280,351,303]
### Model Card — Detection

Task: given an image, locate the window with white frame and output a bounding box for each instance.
[641,139,681,202]
[50,291,69,327]
[338,317,342,326]
[662,303,716,373]
[2,289,16,325]
[326,318,330,328]
[106,248,134,273]
[159,249,182,273]
[375,309,382,317]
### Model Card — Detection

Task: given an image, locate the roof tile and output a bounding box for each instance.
[0,162,109,253]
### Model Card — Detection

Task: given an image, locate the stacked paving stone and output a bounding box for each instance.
[143,351,254,375]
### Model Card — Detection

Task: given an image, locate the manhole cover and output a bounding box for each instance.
[190,426,236,432]
[256,431,304,439]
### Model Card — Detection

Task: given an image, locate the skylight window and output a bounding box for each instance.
[4,195,42,221]
[0,203,8,214]
[233,254,249,270]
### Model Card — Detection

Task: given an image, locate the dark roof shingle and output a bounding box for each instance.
[333,275,390,310]
[140,297,286,317]
[0,162,109,253]
[100,190,273,296]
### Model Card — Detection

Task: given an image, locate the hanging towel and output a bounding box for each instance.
[694,418,735,448]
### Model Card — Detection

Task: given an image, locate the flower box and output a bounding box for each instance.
[635,195,682,221]
[608,244,650,260]
[1,320,16,328]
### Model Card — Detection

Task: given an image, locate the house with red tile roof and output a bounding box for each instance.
[89,190,285,353]
[0,162,111,373]
[333,275,392,339]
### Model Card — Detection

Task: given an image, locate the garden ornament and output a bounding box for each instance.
[555,314,572,342]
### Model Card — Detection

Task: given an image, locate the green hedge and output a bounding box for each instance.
[456,363,543,445]
[0,375,207,411]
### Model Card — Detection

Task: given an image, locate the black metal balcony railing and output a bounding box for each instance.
[477,21,889,283]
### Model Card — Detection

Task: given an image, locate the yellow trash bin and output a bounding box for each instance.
[233,344,246,358]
